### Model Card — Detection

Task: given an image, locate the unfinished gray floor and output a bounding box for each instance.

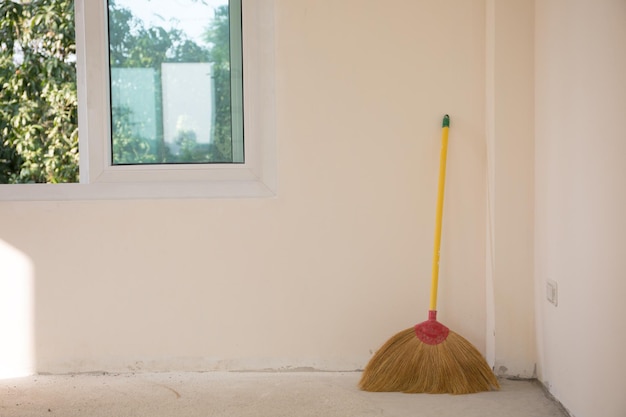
[1,372,568,417]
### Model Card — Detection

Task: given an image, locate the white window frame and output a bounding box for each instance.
[0,0,276,200]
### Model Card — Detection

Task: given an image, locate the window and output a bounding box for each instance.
[108,0,244,165]
[0,0,276,200]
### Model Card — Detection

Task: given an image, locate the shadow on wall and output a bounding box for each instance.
[0,239,35,379]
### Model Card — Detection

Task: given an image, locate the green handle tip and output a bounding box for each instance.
[442,115,450,128]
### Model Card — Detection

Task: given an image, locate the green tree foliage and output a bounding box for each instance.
[0,0,78,183]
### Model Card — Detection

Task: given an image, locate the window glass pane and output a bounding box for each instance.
[107,0,243,165]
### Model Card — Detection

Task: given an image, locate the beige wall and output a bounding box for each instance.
[535,1,626,416]
[486,0,536,378]
[0,0,490,374]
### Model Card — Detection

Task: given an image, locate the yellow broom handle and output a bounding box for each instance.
[430,115,450,311]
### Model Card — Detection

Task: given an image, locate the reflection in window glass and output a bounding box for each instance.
[107,0,243,165]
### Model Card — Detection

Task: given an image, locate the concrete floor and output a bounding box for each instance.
[1,372,569,417]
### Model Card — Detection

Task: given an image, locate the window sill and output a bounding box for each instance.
[0,176,276,201]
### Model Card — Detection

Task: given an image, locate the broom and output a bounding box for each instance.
[359,115,499,394]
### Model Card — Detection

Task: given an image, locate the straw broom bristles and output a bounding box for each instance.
[359,326,500,394]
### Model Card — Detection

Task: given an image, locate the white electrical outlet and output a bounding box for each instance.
[546,280,558,306]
